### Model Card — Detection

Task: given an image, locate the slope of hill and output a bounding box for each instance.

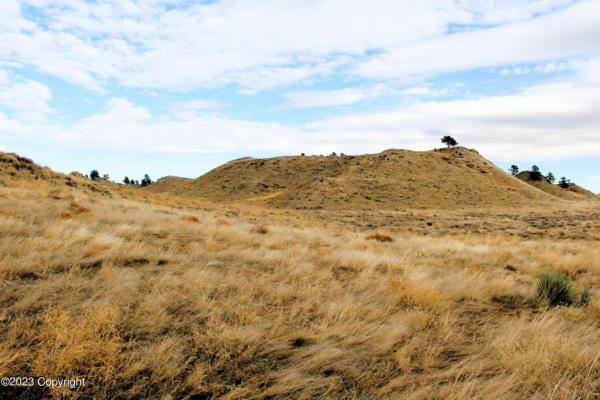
[144,176,191,193]
[516,171,598,200]
[565,182,598,198]
[169,147,561,209]
[0,151,113,195]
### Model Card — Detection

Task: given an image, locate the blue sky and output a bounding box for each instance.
[0,0,599,192]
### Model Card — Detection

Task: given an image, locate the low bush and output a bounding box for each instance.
[536,272,576,307]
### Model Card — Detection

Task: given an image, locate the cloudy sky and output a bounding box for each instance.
[1,0,599,191]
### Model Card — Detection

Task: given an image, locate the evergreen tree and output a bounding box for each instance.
[530,165,542,180]
[141,174,152,187]
[509,165,519,176]
[441,136,458,148]
[559,177,570,189]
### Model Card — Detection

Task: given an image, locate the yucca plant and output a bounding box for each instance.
[536,272,577,307]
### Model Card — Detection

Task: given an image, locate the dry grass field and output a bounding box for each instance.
[1,151,600,399]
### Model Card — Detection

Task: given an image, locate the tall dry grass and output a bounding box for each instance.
[1,182,599,399]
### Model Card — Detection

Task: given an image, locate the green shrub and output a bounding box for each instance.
[536,272,577,307]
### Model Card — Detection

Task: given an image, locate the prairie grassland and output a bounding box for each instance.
[1,183,600,399]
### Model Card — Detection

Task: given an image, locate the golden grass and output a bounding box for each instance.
[1,179,600,399]
[366,231,394,242]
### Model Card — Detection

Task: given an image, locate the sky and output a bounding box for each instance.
[0,0,599,192]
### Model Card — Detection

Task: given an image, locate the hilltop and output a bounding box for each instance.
[167,147,562,209]
[0,152,106,192]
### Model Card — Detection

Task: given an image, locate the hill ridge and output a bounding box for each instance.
[165,147,576,209]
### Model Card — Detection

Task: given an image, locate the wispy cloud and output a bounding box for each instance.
[0,70,52,121]
[353,1,600,80]
[6,67,598,160]
[0,0,593,92]
[170,99,226,119]
[283,85,389,108]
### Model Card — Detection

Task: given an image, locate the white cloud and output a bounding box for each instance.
[0,111,36,135]
[0,71,53,121]
[283,85,388,108]
[401,87,456,97]
[353,1,600,80]
[4,70,597,160]
[170,99,226,119]
[0,0,594,92]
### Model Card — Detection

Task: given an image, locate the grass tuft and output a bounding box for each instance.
[366,231,394,242]
[251,225,269,234]
[536,272,577,307]
[181,215,200,222]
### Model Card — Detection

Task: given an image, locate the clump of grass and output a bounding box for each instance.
[251,225,269,234]
[216,219,230,225]
[580,287,593,306]
[389,277,444,311]
[59,201,91,218]
[366,231,394,242]
[536,272,577,307]
[181,215,199,222]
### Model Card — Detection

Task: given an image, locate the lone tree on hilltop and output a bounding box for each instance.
[530,165,542,180]
[546,172,555,184]
[441,136,458,148]
[559,176,570,189]
[509,165,519,176]
[90,170,100,180]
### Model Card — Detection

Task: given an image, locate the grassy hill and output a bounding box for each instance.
[0,152,114,196]
[516,171,598,201]
[168,147,558,209]
[144,176,192,193]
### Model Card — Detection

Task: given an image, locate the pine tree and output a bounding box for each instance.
[441,136,458,148]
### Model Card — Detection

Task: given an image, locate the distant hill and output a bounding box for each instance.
[144,176,192,193]
[3,149,596,210]
[516,171,598,200]
[166,147,569,209]
[0,151,112,194]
